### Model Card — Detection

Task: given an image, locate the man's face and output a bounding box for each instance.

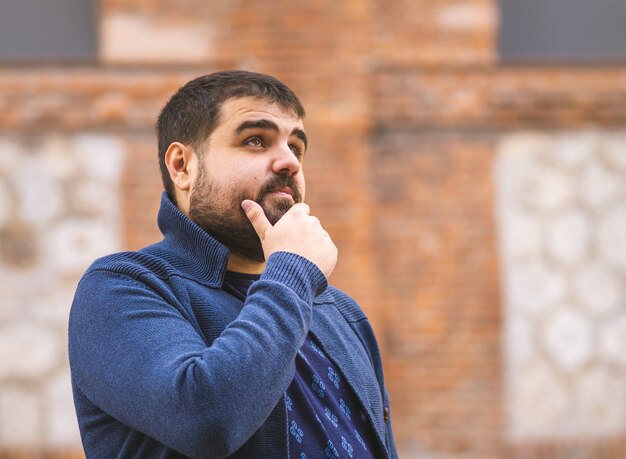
[189,96,307,262]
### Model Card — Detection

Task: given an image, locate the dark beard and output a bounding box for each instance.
[189,169,302,263]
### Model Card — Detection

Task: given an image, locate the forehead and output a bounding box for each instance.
[216,96,304,132]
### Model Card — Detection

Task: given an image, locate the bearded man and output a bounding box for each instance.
[69,70,397,459]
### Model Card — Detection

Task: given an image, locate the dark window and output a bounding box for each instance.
[499,0,626,62]
[0,0,98,62]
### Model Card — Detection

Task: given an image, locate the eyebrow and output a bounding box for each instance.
[235,119,308,150]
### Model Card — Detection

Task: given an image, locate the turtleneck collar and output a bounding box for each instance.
[143,192,230,288]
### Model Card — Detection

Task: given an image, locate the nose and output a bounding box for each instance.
[271,144,301,176]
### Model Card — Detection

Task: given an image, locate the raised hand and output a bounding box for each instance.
[242,200,337,279]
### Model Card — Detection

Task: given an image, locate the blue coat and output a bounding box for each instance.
[69,193,398,458]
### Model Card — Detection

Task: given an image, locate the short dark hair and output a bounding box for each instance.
[156,70,306,202]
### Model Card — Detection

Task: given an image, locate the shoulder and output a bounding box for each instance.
[73,246,184,304]
[81,244,174,283]
[316,285,368,323]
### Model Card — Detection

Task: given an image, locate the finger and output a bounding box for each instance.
[241,200,272,238]
[290,202,310,216]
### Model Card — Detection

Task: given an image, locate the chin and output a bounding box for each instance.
[261,199,293,226]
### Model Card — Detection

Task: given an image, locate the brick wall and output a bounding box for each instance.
[0,1,625,457]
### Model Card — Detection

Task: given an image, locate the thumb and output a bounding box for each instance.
[241,200,272,239]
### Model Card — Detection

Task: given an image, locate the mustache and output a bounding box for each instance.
[257,174,303,203]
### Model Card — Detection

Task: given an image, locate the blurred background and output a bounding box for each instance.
[0,0,625,457]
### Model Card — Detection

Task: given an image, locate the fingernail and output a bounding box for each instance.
[241,200,252,211]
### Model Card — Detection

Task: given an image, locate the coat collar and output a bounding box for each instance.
[142,192,230,288]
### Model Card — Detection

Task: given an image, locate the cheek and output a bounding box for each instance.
[242,174,265,200]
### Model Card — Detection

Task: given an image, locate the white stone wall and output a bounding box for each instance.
[496,131,626,439]
[0,134,123,448]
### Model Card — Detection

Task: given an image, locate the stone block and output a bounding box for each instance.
[0,178,12,229]
[509,259,566,316]
[44,218,120,277]
[0,385,39,446]
[575,366,626,435]
[72,134,124,183]
[601,314,626,366]
[43,371,81,447]
[0,276,20,324]
[522,166,576,212]
[553,132,596,169]
[71,178,117,218]
[543,309,593,372]
[32,283,76,326]
[0,221,39,271]
[511,359,569,437]
[546,208,590,265]
[39,136,79,181]
[574,262,622,316]
[506,212,543,259]
[579,162,620,209]
[0,322,59,380]
[598,204,626,270]
[0,139,24,176]
[603,133,626,171]
[15,154,63,227]
[497,134,575,212]
[506,312,534,371]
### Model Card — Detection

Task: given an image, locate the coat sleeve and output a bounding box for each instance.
[69,251,326,458]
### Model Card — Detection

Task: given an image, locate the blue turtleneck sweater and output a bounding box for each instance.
[69,193,397,458]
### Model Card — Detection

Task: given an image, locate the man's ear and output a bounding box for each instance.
[164,142,196,192]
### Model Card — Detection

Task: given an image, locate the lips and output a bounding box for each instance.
[272,187,293,197]
[258,175,302,204]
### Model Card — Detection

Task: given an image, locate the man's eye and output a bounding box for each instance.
[289,144,302,158]
[245,136,263,147]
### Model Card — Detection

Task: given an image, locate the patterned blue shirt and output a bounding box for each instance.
[224,271,378,458]
[286,335,378,459]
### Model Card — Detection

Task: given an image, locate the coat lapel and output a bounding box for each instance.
[309,300,386,451]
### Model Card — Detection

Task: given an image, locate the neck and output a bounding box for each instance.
[227,252,266,274]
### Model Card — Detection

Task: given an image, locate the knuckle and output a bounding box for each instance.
[248,212,261,224]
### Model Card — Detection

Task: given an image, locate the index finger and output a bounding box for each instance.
[241,200,272,239]
[288,202,310,216]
